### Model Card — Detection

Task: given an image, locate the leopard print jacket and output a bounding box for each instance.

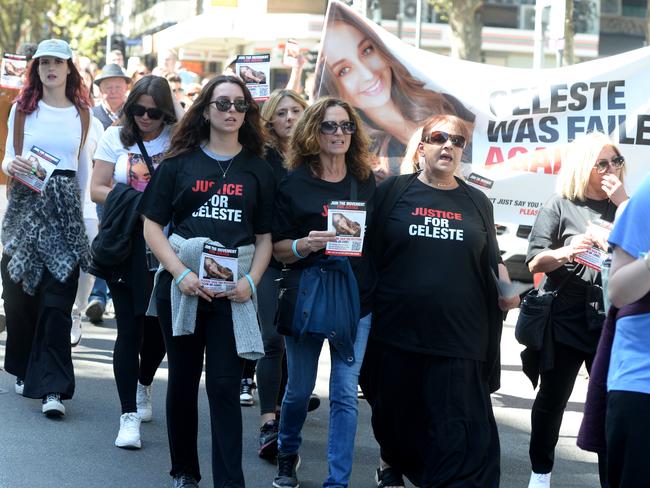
[1,175,90,295]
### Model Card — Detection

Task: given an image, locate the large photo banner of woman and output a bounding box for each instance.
[315,0,650,227]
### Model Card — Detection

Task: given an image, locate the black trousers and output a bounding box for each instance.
[362,340,500,488]
[529,341,594,473]
[1,253,78,399]
[606,390,650,488]
[109,281,166,414]
[158,297,244,487]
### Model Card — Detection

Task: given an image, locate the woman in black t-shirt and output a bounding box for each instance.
[363,114,518,488]
[255,89,309,459]
[140,75,274,488]
[272,97,375,488]
[524,132,628,488]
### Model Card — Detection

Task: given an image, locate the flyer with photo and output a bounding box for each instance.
[235,54,270,101]
[13,145,61,193]
[0,53,27,89]
[199,244,238,293]
[283,39,300,67]
[574,247,609,272]
[325,201,366,257]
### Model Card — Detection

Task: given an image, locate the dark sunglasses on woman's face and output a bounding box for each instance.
[421,131,466,149]
[320,120,356,135]
[131,104,164,120]
[210,97,250,113]
[594,156,625,173]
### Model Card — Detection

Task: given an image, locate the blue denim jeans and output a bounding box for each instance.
[278,313,371,488]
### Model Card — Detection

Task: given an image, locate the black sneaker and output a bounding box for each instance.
[258,419,279,461]
[239,378,255,406]
[273,452,300,488]
[172,473,199,487]
[307,394,320,412]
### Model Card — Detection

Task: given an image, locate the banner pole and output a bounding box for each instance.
[415,0,423,48]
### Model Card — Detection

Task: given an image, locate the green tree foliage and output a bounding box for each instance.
[428,0,483,62]
[0,0,106,64]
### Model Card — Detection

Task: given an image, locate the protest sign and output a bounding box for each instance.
[315,0,650,227]
[235,54,270,101]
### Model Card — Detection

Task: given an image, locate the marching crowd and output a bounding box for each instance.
[1,37,649,488]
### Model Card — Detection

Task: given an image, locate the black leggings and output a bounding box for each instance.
[530,342,594,473]
[158,297,245,487]
[606,390,650,488]
[109,281,165,414]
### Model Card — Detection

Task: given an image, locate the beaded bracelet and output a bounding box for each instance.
[244,274,256,295]
[292,239,306,259]
[175,268,192,286]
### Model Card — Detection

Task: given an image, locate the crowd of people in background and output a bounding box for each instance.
[0,36,649,488]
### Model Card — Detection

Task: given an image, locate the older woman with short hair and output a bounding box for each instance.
[362,114,515,488]
[272,97,375,488]
[525,131,628,488]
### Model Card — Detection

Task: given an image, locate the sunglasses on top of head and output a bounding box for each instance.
[209,97,250,113]
[131,104,164,120]
[320,120,356,135]
[594,156,625,174]
[421,131,466,149]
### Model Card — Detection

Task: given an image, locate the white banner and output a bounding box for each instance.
[315,1,650,228]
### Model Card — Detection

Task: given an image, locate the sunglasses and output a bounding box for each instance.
[131,104,164,120]
[594,156,625,173]
[210,98,249,113]
[421,131,466,149]
[320,120,356,135]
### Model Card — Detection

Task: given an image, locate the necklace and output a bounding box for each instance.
[216,157,235,179]
[418,173,455,188]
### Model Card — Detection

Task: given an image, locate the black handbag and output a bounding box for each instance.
[515,268,577,350]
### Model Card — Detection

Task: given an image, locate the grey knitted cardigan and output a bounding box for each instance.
[147,233,264,361]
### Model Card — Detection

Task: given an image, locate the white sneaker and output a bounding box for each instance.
[70,311,82,347]
[528,471,551,488]
[239,378,255,406]
[42,393,65,417]
[136,383,152,422]
[115,412,142,449]
[15,378,24,396]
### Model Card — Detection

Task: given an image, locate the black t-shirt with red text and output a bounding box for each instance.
[139,147,275,248]
[372,177,490,360]
[273,163,376,315]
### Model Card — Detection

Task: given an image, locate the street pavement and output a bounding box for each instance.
[0,307,601,488]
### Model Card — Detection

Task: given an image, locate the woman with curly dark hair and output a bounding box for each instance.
[1,39,92,418]
[271,97,375,488]
[141,75,275,488]
[90,74,178,449]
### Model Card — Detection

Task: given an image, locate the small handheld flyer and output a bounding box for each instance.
[282,39,300,67]
[574,247,609,272]
[325,201,366,257]
[0,53,27,89]
[13,145,61,193]
[199,243,238,293]
[235,54,270,101]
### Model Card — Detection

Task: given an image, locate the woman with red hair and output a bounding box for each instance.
[1,39,93,418]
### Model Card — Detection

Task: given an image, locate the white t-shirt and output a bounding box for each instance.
[94,125,171,193]
[2,101,93,208]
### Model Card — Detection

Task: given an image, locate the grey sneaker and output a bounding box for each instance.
[273,453,300,488]
[172,473,199,487]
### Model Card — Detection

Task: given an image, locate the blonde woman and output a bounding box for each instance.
[256,89,308,460]
[524,131,628,488]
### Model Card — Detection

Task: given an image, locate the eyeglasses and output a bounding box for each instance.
[209,98,249,113]
[594,156,625,174]
[421,131,466,149]
[320,120,356,135]
[131,104,164,120]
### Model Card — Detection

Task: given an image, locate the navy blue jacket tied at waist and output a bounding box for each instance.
[292,256,360,366]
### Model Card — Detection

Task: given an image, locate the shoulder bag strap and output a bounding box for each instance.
[134,133,157,176]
